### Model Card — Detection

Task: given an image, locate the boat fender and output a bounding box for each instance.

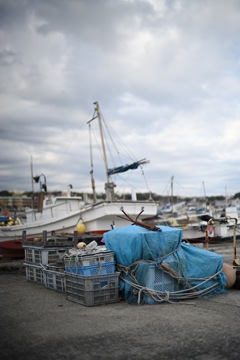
[77,242,86,249]
[222,263,236,288]
[75,223,87,234]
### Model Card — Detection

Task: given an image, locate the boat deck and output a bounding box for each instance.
[182,227,240,243]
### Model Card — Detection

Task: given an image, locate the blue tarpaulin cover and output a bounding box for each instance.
[104,225,182,266]
[104,225,227,303]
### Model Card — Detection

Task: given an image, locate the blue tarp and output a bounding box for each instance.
[104,225,182,266]
[104,225,227,303]
[107,162,140,175]
[107,159,147,175]
[165,242,225,292]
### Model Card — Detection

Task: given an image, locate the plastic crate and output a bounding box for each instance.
[22,230,78,248]
[65,261,116,276]
[24,263,45,284]
[46,263,65,272]
[64,249,115,276]
[24,247,66,265]
[65,272,120,306]
[43,268,66,292]
[64,249,114,267]
[139,264,176,304]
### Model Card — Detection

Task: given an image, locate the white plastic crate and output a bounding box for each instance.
[64,249,114,267]
[24,263,45,284]
[65,272,120,306]
[64,249,115,276]
[43,268,66,292]
[24,247,66,265]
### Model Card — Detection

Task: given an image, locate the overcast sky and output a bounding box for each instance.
[1,0,240,199]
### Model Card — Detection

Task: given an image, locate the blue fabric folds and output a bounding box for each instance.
[104,225,227,303]
[104,225,182,266]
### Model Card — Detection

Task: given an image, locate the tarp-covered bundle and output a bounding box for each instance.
[104,225,227,304]
[104,225,182,265]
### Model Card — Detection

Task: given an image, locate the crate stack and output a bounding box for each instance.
[23,231,78,292]
[64,247,120,306]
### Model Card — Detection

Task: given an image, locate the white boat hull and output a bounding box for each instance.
[0,102,158,258]
[0,200,157,257]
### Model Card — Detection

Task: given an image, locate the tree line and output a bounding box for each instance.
[1,190,239,202]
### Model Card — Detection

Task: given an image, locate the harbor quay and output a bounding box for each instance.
[0,242,240,360]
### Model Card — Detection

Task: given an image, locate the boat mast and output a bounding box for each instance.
[170,175,174,212]
[88,124,97,203]
[93,101,116,201]
[202,181,206,199]
[94,102,109,183]
[202,181,208,210]
[30,155,34,209]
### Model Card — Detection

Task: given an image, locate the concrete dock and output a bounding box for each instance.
[0,242,240,360]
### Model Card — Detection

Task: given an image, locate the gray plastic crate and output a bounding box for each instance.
[24,263,45,284]
[22,230,78,248]
[43,268,66,292]
[65,272,120,306]
[24,247,66,265]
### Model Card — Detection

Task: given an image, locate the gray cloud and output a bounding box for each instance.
[1,0,240,197]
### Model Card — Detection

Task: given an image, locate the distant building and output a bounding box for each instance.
[0,196,34,214]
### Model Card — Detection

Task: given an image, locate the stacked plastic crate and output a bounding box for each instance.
[64,245,120,306]
[23,231,77,292]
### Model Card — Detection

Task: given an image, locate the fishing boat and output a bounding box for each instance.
[0,102,158,259]
[144,212,240,244]
[144,175,240,245]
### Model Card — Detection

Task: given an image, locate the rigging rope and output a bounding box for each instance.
[119,264,224,304]
[116,240,226,305]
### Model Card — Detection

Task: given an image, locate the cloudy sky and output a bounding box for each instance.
[1,0,240,199]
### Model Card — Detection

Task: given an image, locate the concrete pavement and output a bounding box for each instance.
[0,242,240,360]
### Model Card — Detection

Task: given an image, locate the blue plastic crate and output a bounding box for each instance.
[65,261,116,276]
[135,263,177,305]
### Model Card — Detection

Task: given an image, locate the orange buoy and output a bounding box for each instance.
[222,263,236,288]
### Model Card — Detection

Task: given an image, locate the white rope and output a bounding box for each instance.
[119,266,225,304]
